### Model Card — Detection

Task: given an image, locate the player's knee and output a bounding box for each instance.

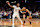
[27,16,29,20]
[27,18,29,20]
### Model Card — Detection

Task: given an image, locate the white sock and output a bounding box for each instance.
[21,21,23,27]
[21,21,23,24]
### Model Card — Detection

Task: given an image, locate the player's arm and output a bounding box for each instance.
[19,9,23,11]
[6,1,14,8]
[26,9,31,16]
[20,9,26,14]
[19,9,23,13]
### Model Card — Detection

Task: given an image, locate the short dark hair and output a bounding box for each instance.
[16,2,20,5]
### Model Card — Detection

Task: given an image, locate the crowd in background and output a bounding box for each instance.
[0,0,40,19]
[0,8,12,19]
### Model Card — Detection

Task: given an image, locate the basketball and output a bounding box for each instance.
[0,0,40,27]
[6,14,8,16]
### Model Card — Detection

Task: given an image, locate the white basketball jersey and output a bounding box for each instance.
[13,5,21,13]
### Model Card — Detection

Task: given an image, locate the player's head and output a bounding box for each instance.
[16,3,20,7]
[22,7,26,9]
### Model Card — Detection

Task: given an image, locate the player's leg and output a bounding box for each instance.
[16,14,23,27]
[27,16,29,21]
[12,13,16,27]
[29,16,32,24]
[27,16,32,24]
[23,14,25,25]
[23,14,25,20]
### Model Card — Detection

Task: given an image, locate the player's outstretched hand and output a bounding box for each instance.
[6,1,10,5]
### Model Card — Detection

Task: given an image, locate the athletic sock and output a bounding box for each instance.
[21,21,23,24]
[24,21,25,24]
[30,21,31,24]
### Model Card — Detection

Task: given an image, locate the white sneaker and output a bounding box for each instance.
[21,21,23,27]
[12,24,14,27]
[21,25,23,27]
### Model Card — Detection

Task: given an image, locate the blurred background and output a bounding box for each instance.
[0,0,40,19]
[0,0,40,27]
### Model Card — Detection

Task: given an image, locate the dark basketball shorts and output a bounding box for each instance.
[22,12,29,18]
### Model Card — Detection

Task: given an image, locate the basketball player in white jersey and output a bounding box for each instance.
[6,1,23,27]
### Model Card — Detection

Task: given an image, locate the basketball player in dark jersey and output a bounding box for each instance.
[21,7,32,25]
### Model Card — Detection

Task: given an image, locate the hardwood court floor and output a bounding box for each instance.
[0,19,40,27]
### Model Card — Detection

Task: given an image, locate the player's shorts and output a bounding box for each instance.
[22,13,25,15]
[26,12,32,19]
[22,11,26,12]
[23,13,26,15]
[27,16,29,18]
[25,12,29,18]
